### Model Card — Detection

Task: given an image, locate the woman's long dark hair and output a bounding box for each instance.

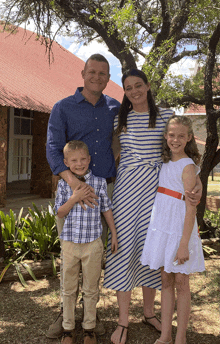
[116,69,159,134]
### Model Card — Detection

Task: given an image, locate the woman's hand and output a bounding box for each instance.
[111,233,118,254]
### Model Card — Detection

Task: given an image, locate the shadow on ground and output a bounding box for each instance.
[0,271,219,344]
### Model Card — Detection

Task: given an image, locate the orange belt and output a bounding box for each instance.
[157,186,185,201]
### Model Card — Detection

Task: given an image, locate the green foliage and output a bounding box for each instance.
[155,66,205,107]
[204,209,220,230]
[104,0,139,47]
[0,203,60,285]
[0,203,60,261]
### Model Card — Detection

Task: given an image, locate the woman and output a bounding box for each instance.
[103,69,201,344]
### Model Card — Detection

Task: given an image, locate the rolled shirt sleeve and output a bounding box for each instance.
[99,179,112,213]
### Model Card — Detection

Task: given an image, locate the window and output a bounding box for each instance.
[14,108,33,135]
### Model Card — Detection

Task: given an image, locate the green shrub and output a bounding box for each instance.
[204,209,220,228]
[0,203,60,286]
[0,203,60,261]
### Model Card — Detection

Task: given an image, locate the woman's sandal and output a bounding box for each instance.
[142,315,161,333]
[154,340,173,344]
[117,324,128,344]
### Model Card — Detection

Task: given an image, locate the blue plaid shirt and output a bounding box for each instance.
[54,171,112,243]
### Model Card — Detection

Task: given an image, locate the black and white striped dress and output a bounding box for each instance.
[103,108,173,291]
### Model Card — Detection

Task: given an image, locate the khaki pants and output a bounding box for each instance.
[61,237,103,330]
[56,182,114,308]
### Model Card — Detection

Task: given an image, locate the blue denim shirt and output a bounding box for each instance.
[46,87,120,178]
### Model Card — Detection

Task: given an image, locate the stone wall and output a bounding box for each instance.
[30,111,53,198]
[0,106,8,207]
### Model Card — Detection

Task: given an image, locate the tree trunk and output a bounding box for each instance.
[197,110,218,232]
[197,22,220,230]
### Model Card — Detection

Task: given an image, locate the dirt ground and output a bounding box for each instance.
[0,257,219,344]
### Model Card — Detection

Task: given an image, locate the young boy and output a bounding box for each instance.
[54,140,118,344]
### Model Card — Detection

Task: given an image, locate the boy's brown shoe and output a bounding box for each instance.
[83,329,97,344]
[61,330,76,344]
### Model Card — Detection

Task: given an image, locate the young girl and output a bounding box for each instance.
[141,115,205,344]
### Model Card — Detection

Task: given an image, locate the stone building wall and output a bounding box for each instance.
[0,106,8,207]
[30,111,53,198]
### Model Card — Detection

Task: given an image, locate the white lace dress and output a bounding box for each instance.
[140,158,205,274]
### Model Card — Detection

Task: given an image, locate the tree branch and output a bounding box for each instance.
[176,95,206,106]
[169,0,197,40]
[205,22,220,109]
[171,49,203,63]
[119,0,126,8]
[154,0,171,47]
[214,109,220,118]
[210,149,220,170]
[136,12,154,34]
[130,45,146,58]
[178,32,208,40]
[83,16,137,72]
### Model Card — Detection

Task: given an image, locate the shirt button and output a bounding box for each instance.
[95,117,97,120]
[93,164,95,166]
[97,129,99,131]
[95,152,97,154]
[96,140,98,143]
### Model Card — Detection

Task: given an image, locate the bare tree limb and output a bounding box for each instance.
[210,149,220,170]
[205,22,220,109]
[171,49,203,63]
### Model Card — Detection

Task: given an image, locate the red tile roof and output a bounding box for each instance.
[184,104,206,114]
[0,25,124,113]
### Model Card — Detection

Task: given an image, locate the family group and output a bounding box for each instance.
[46,54,205,344]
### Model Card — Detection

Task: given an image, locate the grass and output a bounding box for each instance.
[207,175,220,197]
[0,257,219,344]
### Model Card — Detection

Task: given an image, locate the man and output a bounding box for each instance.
[46,54,121,342]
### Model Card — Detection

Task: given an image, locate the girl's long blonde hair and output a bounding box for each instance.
[162,115,201,165]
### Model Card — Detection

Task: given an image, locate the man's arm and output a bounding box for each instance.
[46,102,69,176]
[185,174,202,206]
[46,102,98,208]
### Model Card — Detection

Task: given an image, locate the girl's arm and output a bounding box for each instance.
[174,164,197,265]
[57,185,90,218]
[102,209,118,253]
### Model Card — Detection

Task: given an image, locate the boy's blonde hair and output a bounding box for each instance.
[63,140,90,159]
[162,115,201,165]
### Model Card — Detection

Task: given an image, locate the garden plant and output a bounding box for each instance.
[0,203,60,286]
